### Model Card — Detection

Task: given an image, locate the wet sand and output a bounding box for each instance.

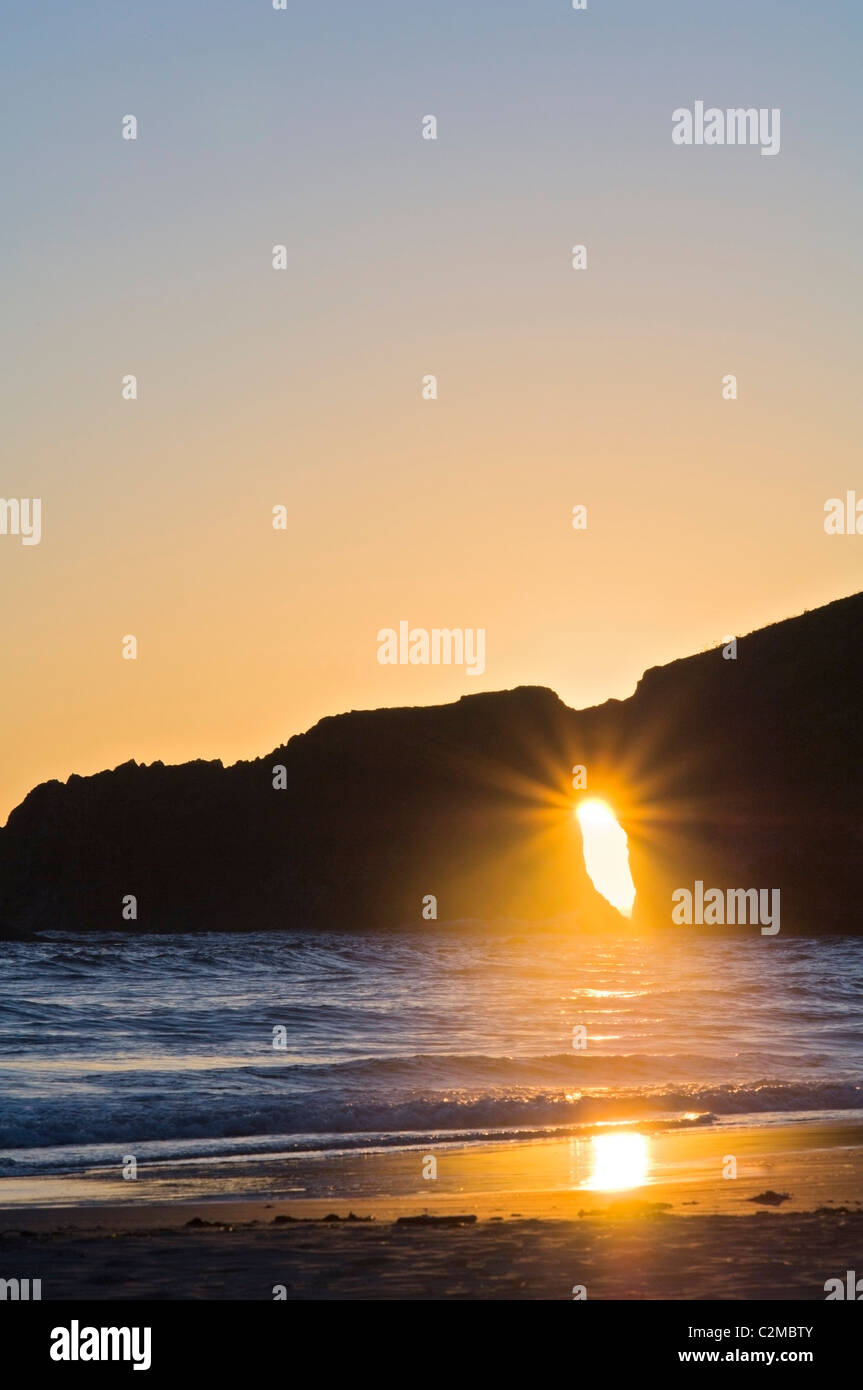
[3,1118,863,1299]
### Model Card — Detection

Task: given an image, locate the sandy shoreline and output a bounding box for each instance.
[2,1211,862,1300]
[2,1119,863,1298]
[4,1117,863,1222]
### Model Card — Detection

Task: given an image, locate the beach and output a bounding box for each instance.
[3,930,863,1301]
[4,1117,863,1299]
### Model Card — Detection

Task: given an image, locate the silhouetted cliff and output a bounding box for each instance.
[1,591,861,936]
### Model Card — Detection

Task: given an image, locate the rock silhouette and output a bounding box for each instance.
[1,591,861,937]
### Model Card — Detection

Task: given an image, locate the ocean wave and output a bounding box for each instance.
[1,1079,862,1167]
[3,930,863,1178]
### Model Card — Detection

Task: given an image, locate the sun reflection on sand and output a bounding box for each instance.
[583,1132,650,1191]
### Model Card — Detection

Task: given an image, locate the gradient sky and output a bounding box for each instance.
[2,0,862,824]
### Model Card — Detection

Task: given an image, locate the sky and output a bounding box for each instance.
[2,0,862,824]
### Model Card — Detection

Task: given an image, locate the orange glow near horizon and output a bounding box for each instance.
[2,5,860,830]
[575,798,637,918]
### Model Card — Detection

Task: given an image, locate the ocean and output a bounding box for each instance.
[2,928,862,1201]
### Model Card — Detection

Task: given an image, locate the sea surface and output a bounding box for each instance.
[1,929,862,1197]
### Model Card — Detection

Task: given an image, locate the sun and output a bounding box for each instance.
[576,797,617,828]
[575,797,636,918]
